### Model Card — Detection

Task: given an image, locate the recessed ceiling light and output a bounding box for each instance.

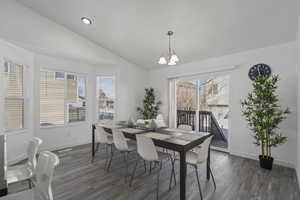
[81,17,92,25]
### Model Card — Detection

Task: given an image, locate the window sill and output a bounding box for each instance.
[4,129,28,136]
[67,121,88,127]
[40,125,65,129]
[40,121,88,129]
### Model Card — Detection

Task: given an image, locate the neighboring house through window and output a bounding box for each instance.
[96,76,115,121]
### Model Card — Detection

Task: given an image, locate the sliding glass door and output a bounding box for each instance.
[174,74,229,150]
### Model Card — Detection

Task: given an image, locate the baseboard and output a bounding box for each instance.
[211,146,229,153]
[7,153,27,165]
[230,150,295,169]
[7,141,90,165]
[38,140,90,153]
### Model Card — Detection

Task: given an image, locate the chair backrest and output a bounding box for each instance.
[178,124,193,131]
[136,135,158,161]
[35,151,59,200]
[27,137,43,172]
[112,129,128,151]
[156,114,164,121]
[195,135,213,163]
[96,126,109,144]
[153,119,167,129]
[136,119,146,128]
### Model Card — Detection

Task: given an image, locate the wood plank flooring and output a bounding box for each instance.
[8,144,300,200]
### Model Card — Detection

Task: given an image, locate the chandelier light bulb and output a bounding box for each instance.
[171,54,179,63]
[158,56,167,65]
[168,60,176,66]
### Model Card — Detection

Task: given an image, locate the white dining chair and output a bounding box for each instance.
[153,115,167,129]
[170,135,216,200]
[7,137,43,188]
[130,135,176,200]
[177,124,193,131]
[0,151,60,200]
[136,119,147,128]
[95,126,114,168]
[108,129,136,182]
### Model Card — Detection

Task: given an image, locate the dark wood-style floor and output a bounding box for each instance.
[9,144,300,200]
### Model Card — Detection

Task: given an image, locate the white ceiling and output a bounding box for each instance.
[17,0,300,69]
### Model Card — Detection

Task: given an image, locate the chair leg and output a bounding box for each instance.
[106,145,114,172]
[143,160,147,173]
[194,165,203,200]
[149,161,152,174]
[209,166,216,190]
[156,161,162,200]
[168,157,176,191]
[104,144,109,169]
[160,160,163,170]
[172,159,176,186]
[124,152,129,183]
[28,179,32,189]
[129,158,139,187]
[96,143,100,152]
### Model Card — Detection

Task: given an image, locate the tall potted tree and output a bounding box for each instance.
[241,75,290,170]
[137,88,161,120]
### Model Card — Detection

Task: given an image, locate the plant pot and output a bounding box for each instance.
[259,155,274,170]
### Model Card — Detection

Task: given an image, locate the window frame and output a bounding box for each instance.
[96,75,116,122]
[3,59,26,132]
[66,72,87,124]
[39,69,88,128]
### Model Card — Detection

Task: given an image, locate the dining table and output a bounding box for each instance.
[91,123,213,200]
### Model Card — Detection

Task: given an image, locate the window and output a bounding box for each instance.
[40,71,65,126]
[67,74,86,123]
[40,70,87,126]
[3,60,24,131]
[97,76,115,121]
[55,72,65,80]
[4,61,9,73]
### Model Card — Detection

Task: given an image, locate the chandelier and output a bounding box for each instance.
[158,31,179,66]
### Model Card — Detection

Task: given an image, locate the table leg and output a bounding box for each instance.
[0,135,7,197]
[206,147,210,180]
[180,151,187,200]
[92,125,95,160]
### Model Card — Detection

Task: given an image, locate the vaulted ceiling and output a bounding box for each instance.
[17,0,300,69]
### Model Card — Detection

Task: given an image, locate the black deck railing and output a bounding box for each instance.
[177,110,196,130]
[177,110,227,141]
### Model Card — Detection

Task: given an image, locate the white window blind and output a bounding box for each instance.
[97,76,115,121]
[67,74,86,122]
[40,71,65,126]
[4,61,24,131]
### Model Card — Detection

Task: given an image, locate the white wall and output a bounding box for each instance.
[149,42,298,168]
[0,0,148,162]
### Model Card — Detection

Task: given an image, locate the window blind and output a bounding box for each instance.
[40,71,65,126]
[4,61,24,131]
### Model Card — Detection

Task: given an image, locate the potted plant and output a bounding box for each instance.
[137,88,161,129]
[241,75,290,170]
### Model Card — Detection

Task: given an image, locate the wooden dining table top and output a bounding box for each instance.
[96,123,212,152]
